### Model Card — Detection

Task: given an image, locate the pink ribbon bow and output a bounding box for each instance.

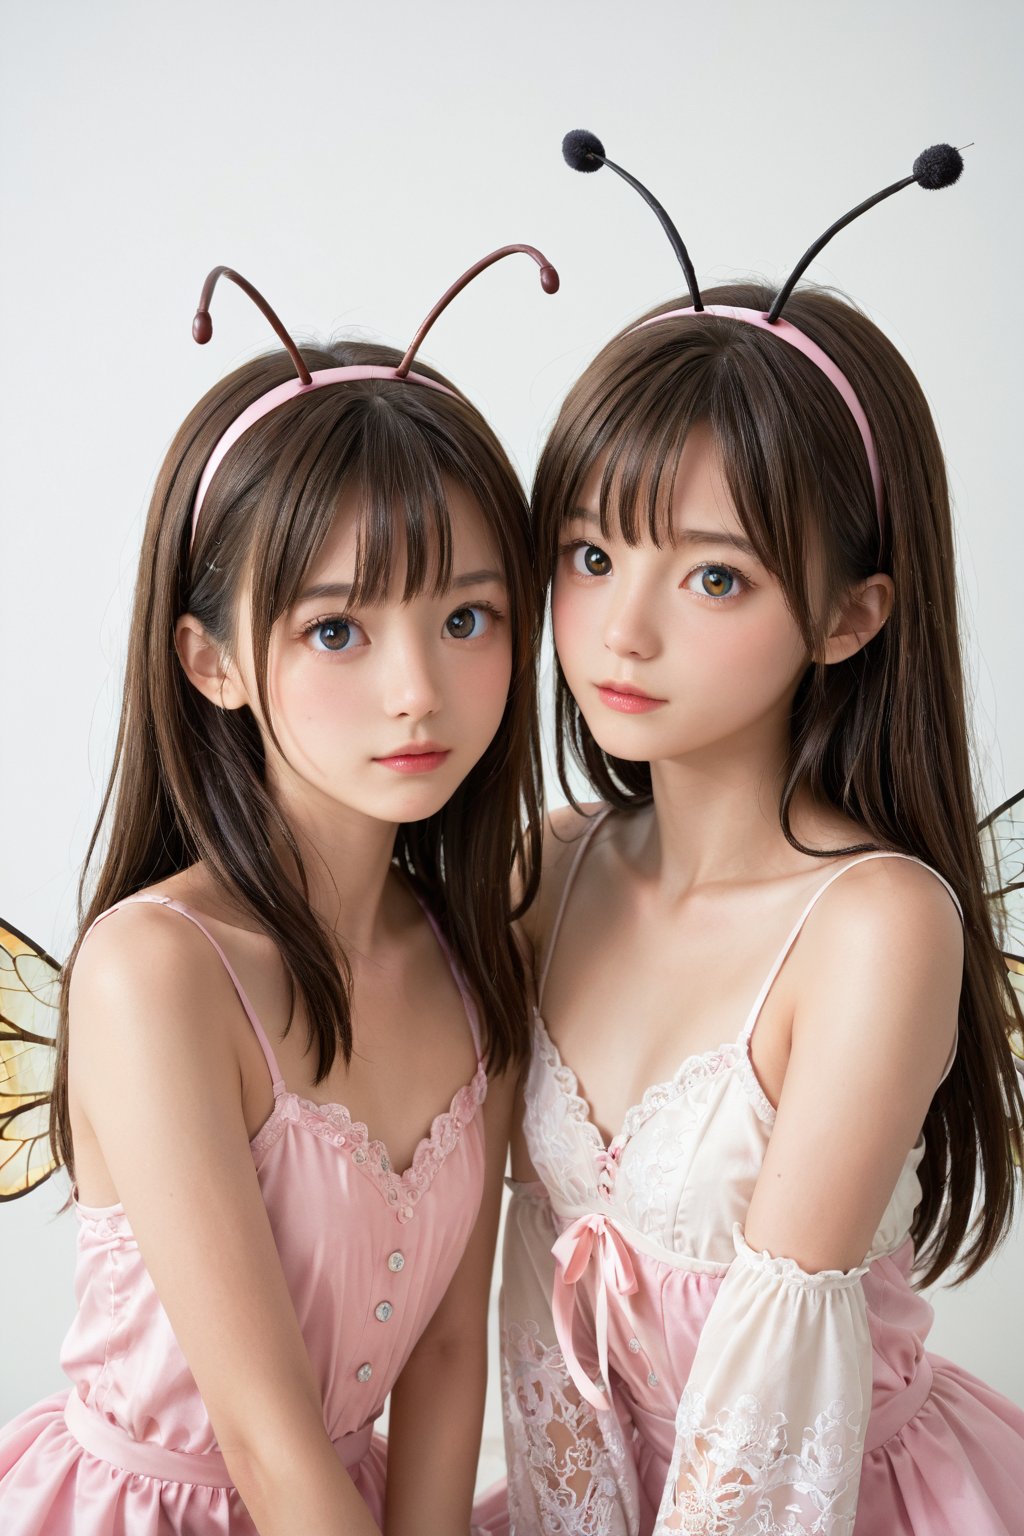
[551,1213,638,1411]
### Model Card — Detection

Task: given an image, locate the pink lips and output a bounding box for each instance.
[373,744,451,774]
[596,681,666,714]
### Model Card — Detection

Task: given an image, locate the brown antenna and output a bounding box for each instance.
[192,267,312,387]
[395,245,559,379]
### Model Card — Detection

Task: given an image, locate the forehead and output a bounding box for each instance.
[576,421,748,547]
[303,477,504,594]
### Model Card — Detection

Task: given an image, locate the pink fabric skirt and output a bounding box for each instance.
[471,1352,1024,1535]
[0,1390,389,1534]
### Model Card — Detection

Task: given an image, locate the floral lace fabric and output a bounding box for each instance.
[651,1229,871,1535]
[501,1184,640,1535]
[518,1011,879,1532]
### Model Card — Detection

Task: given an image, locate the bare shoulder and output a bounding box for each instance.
[69,899,243,1070]
[794,852,963,1065]
[806,852,963,954]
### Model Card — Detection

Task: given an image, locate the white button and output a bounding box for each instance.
[387,1251,405,1272]
[647,1370,658,1387]
[356,1362,373,1383]
[627,1337,641,1353]
[374,1301,394,1322]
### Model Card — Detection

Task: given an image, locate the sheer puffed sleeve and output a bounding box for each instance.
[653,1223,871,1535]
[500,1181,640,1536]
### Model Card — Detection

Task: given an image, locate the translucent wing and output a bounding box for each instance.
[978,789,1024,1074]
[0,920,61,1199]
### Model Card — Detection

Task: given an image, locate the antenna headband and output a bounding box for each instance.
[632,305,883,522]
[186,246,559,553]
[190,366,455,544]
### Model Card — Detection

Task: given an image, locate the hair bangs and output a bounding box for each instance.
[563,353,708,549]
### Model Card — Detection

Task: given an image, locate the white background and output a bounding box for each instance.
[1,0,1021,1483]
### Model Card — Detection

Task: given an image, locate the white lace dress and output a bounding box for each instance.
[480,810,1024,1536]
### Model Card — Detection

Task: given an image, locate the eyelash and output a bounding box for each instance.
[300,601,506,655]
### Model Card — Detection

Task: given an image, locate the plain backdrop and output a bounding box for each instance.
[1,0,1021,1483]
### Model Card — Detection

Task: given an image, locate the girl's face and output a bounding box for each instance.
[231,480,513,827]
[552,422,812,771]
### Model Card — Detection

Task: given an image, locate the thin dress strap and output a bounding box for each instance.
[84,895,286,1097]
[739,851,964,1081]
[536,807,614,1011]
[410,891,484,1061]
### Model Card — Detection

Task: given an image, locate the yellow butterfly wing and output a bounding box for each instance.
[0,920,61,1200]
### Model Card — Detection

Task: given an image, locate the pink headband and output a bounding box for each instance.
[187,246,559,552]
[632,305,883,518]
[190,366,455,543]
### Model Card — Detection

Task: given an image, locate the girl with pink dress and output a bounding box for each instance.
[488,137,1024,1534]
[0,248,557,1535]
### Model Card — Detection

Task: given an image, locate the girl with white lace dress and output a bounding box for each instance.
[485,141,1024,1536]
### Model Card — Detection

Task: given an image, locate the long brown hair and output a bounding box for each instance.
[52,339,543,1182]
[533,281,1024,1285]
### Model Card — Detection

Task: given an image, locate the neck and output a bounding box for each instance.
[269,778,403,955]
[641,716,806,897]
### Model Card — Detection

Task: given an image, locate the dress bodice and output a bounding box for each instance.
[59,893,487,1459]
[493,809,1003,1536]
[523,810,947,1272]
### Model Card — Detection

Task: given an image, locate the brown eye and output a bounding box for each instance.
[305,615,368,652]
[314,619,352,649]
[445,605,488,639]
[572,543,611,577]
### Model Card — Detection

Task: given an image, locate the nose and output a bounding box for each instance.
[380,635,443,721]
[603,575,661,661]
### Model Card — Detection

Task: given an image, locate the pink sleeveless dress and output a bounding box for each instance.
[477,808,1024,1536]
[0,892,490,1534]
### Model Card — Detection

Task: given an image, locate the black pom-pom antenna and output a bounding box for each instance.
[768,142,965,319]
[562,130,966,324]
[562,129,606,174]
[912,143,964,191]
[562,128,704,310]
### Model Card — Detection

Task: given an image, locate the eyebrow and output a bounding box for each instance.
[295,568,507,605]
[569,507,757,558]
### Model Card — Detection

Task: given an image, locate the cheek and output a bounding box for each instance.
[551,576,591,670]
[266,650,370,738]
[471,636,514,723]
[685,603,808,701]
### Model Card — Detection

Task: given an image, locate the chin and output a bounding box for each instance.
[378,777,464,825]
[579,711,663,764]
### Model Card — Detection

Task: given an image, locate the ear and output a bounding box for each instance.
[820,574,895,665]
[174,614,250,710]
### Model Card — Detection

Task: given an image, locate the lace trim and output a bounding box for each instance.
[732,1226,869,1291]
[533,1014,774,1159]
[502,1318,638,1536]
[654,1388,862,1535]
[733,1038,777,1127]
[532,1015,606,1158]
[250,1061,486,1222]
[619,1049,736,1143]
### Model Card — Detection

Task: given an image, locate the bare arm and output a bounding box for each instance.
[383,1063,515,1536]
[70,905,381,1536]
